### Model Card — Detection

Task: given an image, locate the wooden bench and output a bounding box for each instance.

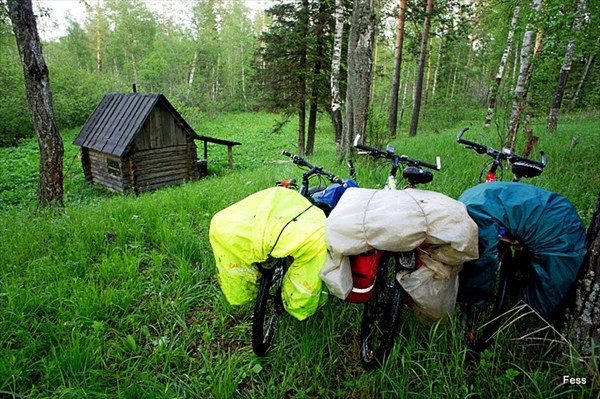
[196,136,241,171]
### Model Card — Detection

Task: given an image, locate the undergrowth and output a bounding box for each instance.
[0,110,598,398]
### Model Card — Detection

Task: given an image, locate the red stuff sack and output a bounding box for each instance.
[346,250,382,303]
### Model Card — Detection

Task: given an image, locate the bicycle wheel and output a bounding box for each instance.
[460,245,512,357]
[478,159,505,183]
[252,260,286,356]
[360,252,406,369]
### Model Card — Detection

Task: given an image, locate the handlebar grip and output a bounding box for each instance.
[510,151,547,168]
[419,160,440,170]
[282,150,293,158]
[355,142,383,154]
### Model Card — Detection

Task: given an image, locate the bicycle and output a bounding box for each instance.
[352,135,441,368]
[457,127,547,183]
[456,127,549,356]
[252,151,356,356]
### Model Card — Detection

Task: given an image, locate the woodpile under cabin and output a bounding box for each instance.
[74,92,239,194]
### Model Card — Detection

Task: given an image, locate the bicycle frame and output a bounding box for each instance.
[353,136,440,368]
[457,127,546,356]
[252,152,352,357]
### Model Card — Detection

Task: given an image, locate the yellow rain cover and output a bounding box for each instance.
[209,187,328,320]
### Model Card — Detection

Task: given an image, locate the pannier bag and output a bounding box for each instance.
[321,187,479,322]
[209,187,328,321]
[346,250,382,303]
[311,179,359,214]
[458,182,587,318]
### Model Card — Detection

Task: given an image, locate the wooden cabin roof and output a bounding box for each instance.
[74,93,200,157]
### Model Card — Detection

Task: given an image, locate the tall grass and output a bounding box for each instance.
[0,110,598,398]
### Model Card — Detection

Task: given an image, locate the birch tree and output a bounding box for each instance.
[547,0,586,132]
[304,0,328,156]
[297,0,309,156]
[340,0,375,161]
[570,36,600,109]
[388,0,408,138]
[563,191,600,359]
[330,0,345,145]
[408,0,434,137]
[7,0,64,207]
[505,0,542,151]
[484,1,521,129]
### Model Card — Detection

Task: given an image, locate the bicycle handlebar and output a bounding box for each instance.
[353,135,441,171]
[457,127,547,167]
[281,150,343,184]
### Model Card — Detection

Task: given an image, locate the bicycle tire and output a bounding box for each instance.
[252,260,286,356]
[461,246,512,357]
[360,252,406,369]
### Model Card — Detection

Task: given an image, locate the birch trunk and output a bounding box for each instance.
[547,0,587,132]
[506,0,542,151]
[96,0,102,77]
[564,191,600,362]
[187,51,198,99]
[424,37,433,106]
[570,36,599,109]
[431,35,443,104]
[7,0,64,207]
[297,0,309,156]
[408,0,433,137]
[331,0,345,146]
[484,1,520,129]
[387,0,408,138]
[307,0,327,156]
[340,0,375,161]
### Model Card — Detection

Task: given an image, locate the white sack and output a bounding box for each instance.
[321,187,479,320]
[398,253,460,324]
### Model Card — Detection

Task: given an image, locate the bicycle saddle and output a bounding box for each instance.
[403,166,433,185]
[511,161,543,179]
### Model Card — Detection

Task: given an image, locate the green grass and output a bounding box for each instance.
[0,110,599,398]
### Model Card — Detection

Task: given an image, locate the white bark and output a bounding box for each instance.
[484,2,520,129]
[331,0,344,143]
[547,0,587,132]
[506,0,542,150]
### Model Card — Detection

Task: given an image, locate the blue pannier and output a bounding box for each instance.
[311,179,359,214]
[458,182,587,318]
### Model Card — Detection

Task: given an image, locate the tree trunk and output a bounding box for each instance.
[505,0,542,151]
[340,0,375,161]
[387,0,408,138]
[547,0,587,132]
[297,0,310,156]
[431,34,443,105]
[95,0,103,77]
[569,36,599,109]
[331,0,345,147]
[424,37,433,106]
[7,0,64,208]
[563,191,600,362]
[307,0,327,156]
[187,50,198,99]
[408,0,433,137]
[484,1,520,129]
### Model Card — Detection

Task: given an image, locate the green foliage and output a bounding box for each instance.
[0,16,32,145]
[0,111,599,397]
[255,0,334,112]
